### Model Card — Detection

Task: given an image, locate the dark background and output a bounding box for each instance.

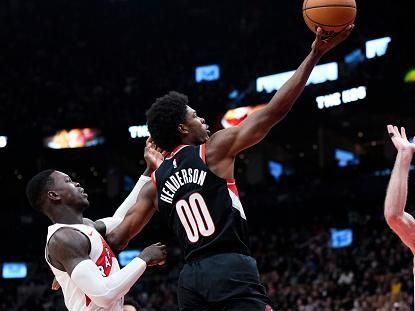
[1,0,415,310]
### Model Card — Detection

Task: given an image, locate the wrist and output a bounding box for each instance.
[134,256,147,267]
[142,167,153,177]
[398,149,414,159]
[309,49,323,61]
[138,254,150,265]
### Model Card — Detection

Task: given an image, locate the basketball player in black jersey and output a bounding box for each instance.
[108,26,354,310]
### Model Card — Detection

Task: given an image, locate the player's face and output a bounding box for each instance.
[50,171,89,210]
[183,106,211,145]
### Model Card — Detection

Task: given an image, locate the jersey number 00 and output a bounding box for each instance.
[175,193,215,243]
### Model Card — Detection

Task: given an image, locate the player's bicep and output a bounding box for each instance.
[387,212,415,253]
[107,182,157,250]
[48,229,91,275]
[208,107,279,158]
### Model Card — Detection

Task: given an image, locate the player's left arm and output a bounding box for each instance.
[384,125,415,254]
[207,26,354,158]
[92,138,163,236]
[107,182,158,250]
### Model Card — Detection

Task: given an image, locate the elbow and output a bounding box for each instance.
[384,211,402,227]
[107,233,128,251]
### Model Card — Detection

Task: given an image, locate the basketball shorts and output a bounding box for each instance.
[178,252,274,311]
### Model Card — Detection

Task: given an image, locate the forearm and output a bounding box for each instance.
[266,51,321,119]
[385,150,413,220]
[98,174,151,235]
[71,258,147,308]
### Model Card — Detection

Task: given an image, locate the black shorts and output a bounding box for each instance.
[178,253,274,311]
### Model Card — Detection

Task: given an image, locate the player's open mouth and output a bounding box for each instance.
[79,188,88,197]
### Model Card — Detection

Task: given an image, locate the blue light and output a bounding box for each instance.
[118,249,141,267]
[195,64,220,83]
[2,262,27,279]
[335,149,359,167]
[268,161,283,181]
[330,229,353,248]
[344,48,364,65]
[228,90,239,99]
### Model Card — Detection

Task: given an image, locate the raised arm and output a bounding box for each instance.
[207,26,354,159]
[107,181,158,250]
[48,228,166,308]
[93,138,163,236]
[384,125,415,254]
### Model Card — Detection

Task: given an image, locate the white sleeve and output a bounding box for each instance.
[71,257,147,308]
[98,175,151,235]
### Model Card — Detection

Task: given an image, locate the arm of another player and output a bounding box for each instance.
[207,26,354,158]
[48,228,166,308]
[107,181,158,250]
[384,125,415,254]
[93,138,163,236]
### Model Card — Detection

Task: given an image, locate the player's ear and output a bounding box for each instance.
[178,123,189,135]
[47,191,60,202]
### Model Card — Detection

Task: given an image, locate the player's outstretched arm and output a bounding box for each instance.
[208,25,354,158]
[93,138,163,236]
[384,125,415,254]
[107,181,158,250]
[48,228,166,308]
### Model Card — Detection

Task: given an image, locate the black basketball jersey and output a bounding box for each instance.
[152,144,250,262]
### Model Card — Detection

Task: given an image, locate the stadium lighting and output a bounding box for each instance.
[256,62,338,93]
[195,64,220,83]
[365,37,391,59]
[0,136,7,148]
[129,125,150,138]
[316,86,366,110]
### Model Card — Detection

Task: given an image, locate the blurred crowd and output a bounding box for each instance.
[1,211,414,311]
[1,0,415,310]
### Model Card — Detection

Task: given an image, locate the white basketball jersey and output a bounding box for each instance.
[45,223,122,311]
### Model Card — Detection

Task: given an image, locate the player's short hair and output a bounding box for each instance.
[146,91,188,151]
[26,169,56,211]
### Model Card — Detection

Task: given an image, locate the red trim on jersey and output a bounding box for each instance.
[85,237,116,307]
[172,144,186,154]
[199,144,206,163]
[165,145,189,159]
[227,179,239,198]
[151,171,157,187]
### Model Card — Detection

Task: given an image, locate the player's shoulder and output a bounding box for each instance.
[48,227,90,251]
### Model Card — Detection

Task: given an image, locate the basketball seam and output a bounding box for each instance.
[303,5,356,10]
[304,10,355,27]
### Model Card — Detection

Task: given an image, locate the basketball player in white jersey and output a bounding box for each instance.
[385,125,415,256]
[25,142,167,311]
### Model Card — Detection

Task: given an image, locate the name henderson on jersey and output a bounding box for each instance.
[160,168,207,204]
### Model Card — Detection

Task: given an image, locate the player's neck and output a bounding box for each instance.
[50,206,84,225]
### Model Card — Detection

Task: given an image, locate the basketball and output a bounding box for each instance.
[303,0,356,34]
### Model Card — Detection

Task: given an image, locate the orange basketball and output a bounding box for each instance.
[303,0,356,34]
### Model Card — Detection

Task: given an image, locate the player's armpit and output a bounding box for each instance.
[47,228,91,275]
[107,182,157,250]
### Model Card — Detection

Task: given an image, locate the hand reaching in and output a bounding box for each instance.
[387,125,415,154]
[311,24,354,57]
[144,137,165,170]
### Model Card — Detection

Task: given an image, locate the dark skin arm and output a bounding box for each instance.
[107,181,158,250]
[48,227,168,274]
[206,26,354,180]
[47,228,91,275]
[86,138,163,236]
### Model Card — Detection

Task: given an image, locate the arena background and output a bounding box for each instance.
[1,0,415,310]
